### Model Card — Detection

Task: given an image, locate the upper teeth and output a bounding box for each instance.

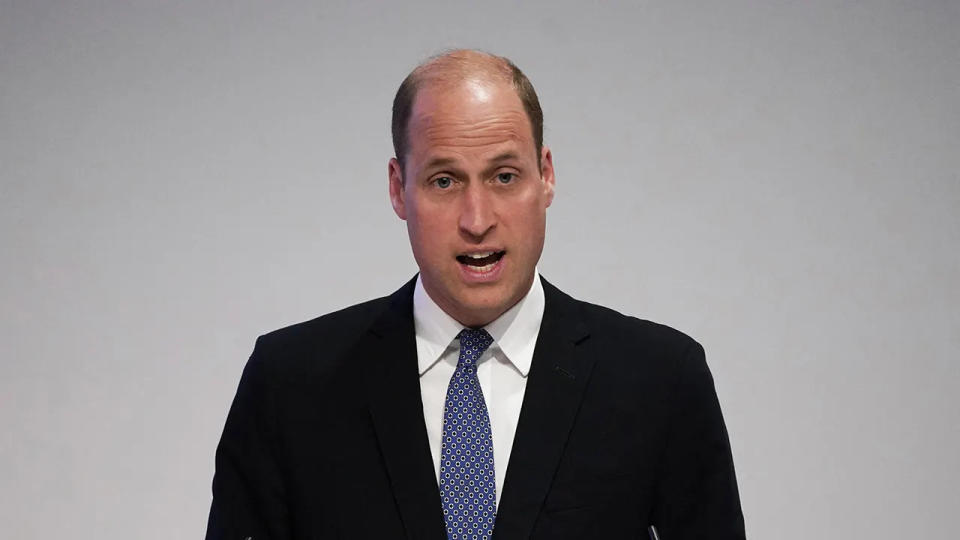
[466,252,494,259]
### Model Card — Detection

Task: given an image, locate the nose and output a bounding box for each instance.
[459,183,496,239]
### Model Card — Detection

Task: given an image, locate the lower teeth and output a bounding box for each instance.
[466,261,497,273]
[459,252,502,273]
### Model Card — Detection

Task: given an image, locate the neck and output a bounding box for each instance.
[422,273,536,328]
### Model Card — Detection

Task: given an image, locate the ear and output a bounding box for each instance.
[388,157,407,220]
[540,145,556,208]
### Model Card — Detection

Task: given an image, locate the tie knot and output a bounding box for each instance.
[457,328,494,366]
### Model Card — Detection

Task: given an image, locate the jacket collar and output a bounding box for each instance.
[493,276,593,540]
[361,275,445,539]
[361,274,593,540]
[412,272,545,377]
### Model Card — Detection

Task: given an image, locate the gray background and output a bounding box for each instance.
[2,1,958,538]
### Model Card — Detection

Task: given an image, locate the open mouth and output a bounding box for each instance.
[456,250,506,273]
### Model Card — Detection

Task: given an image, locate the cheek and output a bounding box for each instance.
[407,204,453,253]
[510,202,547,251]
[513,188,548,221]
[514,182,549,209]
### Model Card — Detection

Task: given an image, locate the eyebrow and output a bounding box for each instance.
[423,152,523,176]
[488,152,520,164]
[423,156,458,172]
[482,152,523,177]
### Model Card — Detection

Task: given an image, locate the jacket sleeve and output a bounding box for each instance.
[650,339,746,539]
[206,337,292,540]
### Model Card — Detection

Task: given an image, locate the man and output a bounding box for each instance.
[207,50,745,539]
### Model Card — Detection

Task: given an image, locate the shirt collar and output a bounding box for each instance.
[413,270,545,377]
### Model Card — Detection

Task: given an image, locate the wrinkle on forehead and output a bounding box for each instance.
[410,112,533,161]
[417,111,529,149]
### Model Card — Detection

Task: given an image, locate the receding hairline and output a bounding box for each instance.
[391,49,544,175]
[406,49,518,91]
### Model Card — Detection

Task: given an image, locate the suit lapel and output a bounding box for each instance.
[361,276,446,539]
[493,277,594,540]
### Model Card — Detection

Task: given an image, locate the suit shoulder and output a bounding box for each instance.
[260,295,390,346]
[567,296,713,391]
[246,294,393,376]
[574,297,702,356]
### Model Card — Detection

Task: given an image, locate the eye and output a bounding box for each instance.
[496,172,515,184]
[433,176,453,189]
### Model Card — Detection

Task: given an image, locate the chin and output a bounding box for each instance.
[426,271,524,324]
[463,293,520,321]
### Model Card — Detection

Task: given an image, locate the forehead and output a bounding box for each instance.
[407,79,533,158]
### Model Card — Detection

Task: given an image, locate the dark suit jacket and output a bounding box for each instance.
[206,275,745,539]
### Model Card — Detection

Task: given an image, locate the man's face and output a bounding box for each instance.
[389,78,555,327]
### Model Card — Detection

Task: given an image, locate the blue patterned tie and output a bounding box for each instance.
[440,328,497,540]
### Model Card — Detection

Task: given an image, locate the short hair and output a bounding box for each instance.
[391,49,544,176]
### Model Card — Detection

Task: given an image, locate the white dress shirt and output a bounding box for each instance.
[413,271,545,508]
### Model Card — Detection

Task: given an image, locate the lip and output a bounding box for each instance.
[457,251,505,284]
[457,247,505,257]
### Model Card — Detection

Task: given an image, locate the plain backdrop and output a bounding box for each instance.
[2,1,958,538]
